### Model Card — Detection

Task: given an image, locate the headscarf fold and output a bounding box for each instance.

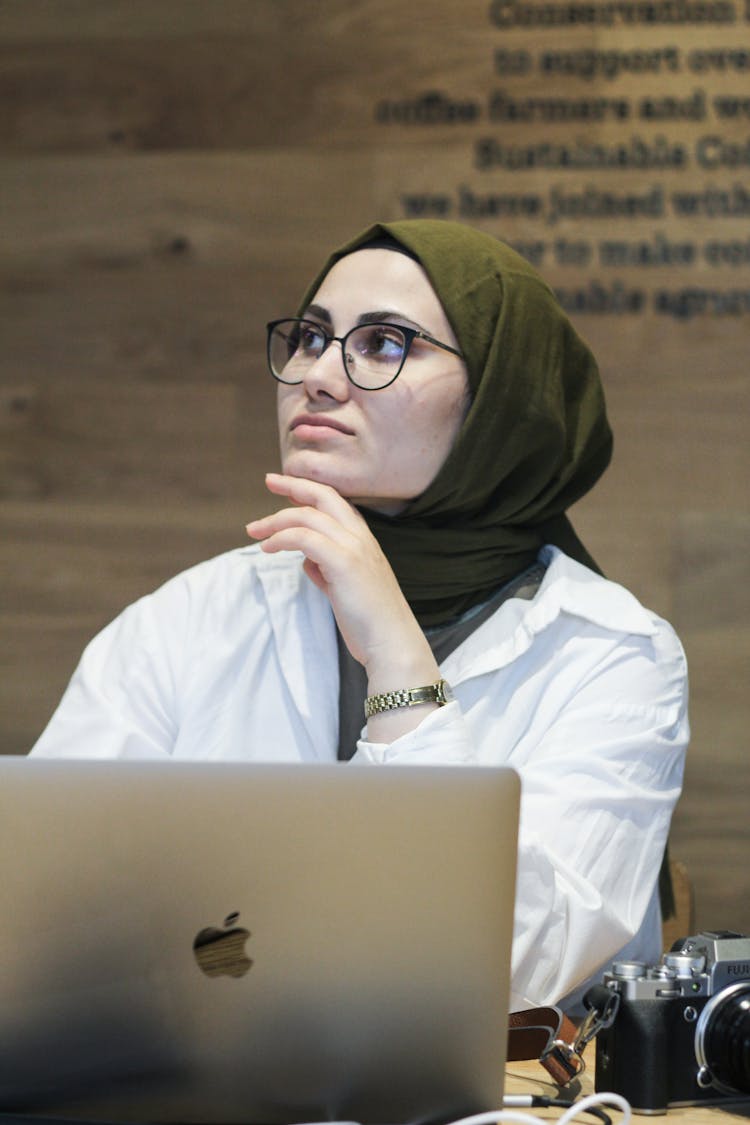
[297,220,613,627]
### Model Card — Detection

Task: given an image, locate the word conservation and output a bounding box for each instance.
[488,0,740,25]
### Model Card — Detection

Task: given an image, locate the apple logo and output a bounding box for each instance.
[192,912,253,978]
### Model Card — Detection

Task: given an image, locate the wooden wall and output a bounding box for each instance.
[1,2,749,936]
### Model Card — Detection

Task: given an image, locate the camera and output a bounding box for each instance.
[593,930,750,1114]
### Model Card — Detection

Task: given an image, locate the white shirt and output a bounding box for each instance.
[30,544,689,1012]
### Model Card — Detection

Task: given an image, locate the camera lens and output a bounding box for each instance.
[695,982,750,1095]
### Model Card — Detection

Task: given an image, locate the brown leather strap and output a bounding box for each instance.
[508,1006,582,1086]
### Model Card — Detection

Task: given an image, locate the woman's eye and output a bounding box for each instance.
[357,326,405,362]
[298,325,325,354]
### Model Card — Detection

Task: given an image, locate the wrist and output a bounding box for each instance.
[363,635,439,696]
[364,679,454,719]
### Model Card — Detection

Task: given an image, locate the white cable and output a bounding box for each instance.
[446,1113,548,1125]
[558,1092,632,1125]
[446,1091,632,1125]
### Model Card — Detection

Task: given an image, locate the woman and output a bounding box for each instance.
[30,219,689,1013]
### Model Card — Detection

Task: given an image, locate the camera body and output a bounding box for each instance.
[594,930,750,1114]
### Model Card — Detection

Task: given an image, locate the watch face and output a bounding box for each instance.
[438,680,454,705]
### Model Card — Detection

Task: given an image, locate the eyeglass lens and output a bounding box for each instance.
[269,320,407,389]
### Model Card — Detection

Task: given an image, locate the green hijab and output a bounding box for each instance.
[297,219,613,628]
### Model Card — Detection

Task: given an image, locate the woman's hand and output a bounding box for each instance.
[246,473,442,741]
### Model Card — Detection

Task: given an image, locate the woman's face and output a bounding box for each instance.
[277,248,470,515]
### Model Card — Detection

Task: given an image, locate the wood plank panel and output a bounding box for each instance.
[0,1,286,38]
[600,381,749,512]
[673,513,750,629]
[0,379,257,501]
[0,152,379,271]
[1,267,270,388]
[0,2,499,153]
[0,0,453,41]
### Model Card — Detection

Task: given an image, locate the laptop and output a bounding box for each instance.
[0,758,519,1125]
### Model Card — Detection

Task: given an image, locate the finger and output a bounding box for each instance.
[264,473,366,529]
[251,525,355,576]
[246,504,354,547]
[302,557,328,593]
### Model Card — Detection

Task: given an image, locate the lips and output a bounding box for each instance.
[290,413,354,436]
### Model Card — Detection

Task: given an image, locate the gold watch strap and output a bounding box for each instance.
[364,680,452,719]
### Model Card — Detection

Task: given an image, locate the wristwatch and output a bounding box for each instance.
[364,679,454,718]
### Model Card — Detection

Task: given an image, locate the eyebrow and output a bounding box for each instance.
[304,303,426,333]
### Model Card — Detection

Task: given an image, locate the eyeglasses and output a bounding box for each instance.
[266,317,464,391]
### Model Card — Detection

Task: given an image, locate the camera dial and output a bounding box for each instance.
[664,951,706,976]
[610,960,645,979]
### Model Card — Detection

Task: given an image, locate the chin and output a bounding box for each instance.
[280,456,408,514]
[281,459,349,495]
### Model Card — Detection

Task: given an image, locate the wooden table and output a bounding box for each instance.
[506,1060,750,1123]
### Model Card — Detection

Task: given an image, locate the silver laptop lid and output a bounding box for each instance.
[0,759,519,1124]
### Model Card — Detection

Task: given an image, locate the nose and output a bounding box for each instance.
[300,338,351,401]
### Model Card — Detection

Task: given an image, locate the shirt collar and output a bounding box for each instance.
[443,546,658,682]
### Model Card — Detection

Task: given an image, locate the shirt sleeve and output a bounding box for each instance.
[351,700,476,765]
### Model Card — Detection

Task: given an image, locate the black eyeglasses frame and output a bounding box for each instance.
[266,317,464,391]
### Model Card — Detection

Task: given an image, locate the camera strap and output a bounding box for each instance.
[508,987,620,1086]
[508,1007,584,1085]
